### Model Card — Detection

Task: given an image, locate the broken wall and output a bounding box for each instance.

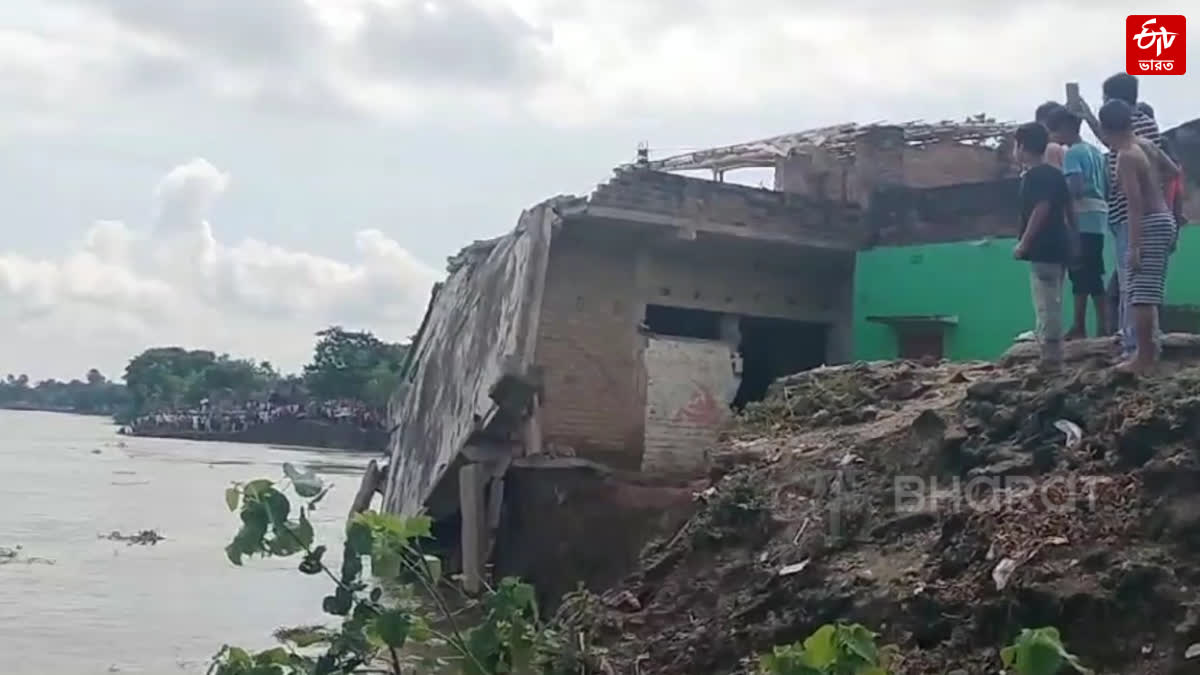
[642,336,739,475]
[534,225,855,472]
[588,169,866,249]
[1164,117,1200,220]
[382,201,560,516]
[492,458,702,610]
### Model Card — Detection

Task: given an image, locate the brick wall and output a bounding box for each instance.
[774,140,1018,202]
[590,169,865,248]
[534,230,645,470]
[534,224,857,471]
[903,141,1017,188]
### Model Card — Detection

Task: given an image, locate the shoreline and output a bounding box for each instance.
[122,418,389,453]
[0,404,113,417]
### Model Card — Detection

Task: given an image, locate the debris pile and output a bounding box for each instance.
[101,529,165,546]
[565,336,1200,674]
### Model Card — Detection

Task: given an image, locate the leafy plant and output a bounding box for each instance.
[1000,627,1091,675]
[210,467,594,675]
[759,623,897,675]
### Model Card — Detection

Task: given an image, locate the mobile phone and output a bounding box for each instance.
[1065,82,1080,104]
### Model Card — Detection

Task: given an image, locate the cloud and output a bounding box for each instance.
[66,0,327,70]
[24,0,1198,127]
[357,0,552,87]
[0,157,439,381]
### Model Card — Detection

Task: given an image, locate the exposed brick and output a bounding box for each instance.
[533,226,857,470]
[591,169,865,246]
[534,233,645,470]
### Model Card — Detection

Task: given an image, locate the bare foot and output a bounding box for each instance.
[1115,358,1156,376]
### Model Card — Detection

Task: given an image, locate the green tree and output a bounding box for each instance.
[302,327,408,403]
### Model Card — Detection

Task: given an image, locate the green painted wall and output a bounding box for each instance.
[852,227,1200,361]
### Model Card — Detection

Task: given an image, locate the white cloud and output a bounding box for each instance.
[14,0,1197,128]
[0,157,439,381]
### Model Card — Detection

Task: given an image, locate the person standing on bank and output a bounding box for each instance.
[1047,107,1109,338]
[1035,101,1068,169]
[1014,122,1076,371]
[1100,99,1177,374]
[1067,73,1164,355]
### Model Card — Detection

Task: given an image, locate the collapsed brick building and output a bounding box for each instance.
[380,116,1200,599]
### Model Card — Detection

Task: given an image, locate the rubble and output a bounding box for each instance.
[561,335,1200,674]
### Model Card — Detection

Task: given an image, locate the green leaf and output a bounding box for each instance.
[370,550,401,580]
[243,479,273,498]
[1015,640,1063,675]
[840,624,880,664]
[1001,645,1016,667]
[422,554,443,581]
[283,462,325,498]
[346,520,374,556]
[307,487,330,511]
[225,487,240,512]
[372,609,412,648]
[299,545,326,575]
[261,489,291,526]
[801,624,837,669]
[321,587,353,616]
[253,648,291,665]
[225,543,244,566]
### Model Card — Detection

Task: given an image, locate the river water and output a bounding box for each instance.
[0,409,376,674]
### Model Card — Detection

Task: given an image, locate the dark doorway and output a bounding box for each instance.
[644,304,722,339]
[733,317,828,410]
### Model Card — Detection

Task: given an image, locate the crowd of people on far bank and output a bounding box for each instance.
[122,399,387,436]
[1014,72,1187,375]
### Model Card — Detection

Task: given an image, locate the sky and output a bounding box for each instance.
[0,0,1195,382]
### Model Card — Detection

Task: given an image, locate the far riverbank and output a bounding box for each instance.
[121,416,389,453]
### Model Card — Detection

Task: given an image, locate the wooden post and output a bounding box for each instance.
[458,463,486,595]
[348,460,381,523]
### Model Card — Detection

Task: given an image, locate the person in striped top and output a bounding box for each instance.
[1068,73,1166,357]
[1137,102,1188,227]
[1100,99,1178,374]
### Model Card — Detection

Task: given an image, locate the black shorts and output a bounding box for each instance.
[1069,232,1105,296]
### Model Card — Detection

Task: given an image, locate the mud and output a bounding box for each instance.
[564,335,1200,674]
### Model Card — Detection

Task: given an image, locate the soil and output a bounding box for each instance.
[560,335,1200,674]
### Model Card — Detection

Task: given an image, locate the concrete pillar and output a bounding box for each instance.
[458,463,486,594]
[852,125,906,204]
[825,253,857,365]
[774,153,815,195]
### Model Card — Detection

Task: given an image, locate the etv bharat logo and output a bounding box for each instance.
[1126,15,1187,75]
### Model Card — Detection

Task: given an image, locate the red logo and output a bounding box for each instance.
[1126,15,1186,75]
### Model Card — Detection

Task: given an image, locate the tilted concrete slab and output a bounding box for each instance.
[382,198,565,516]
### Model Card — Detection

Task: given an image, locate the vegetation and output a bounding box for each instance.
[123,348,280,417]
[0,369,130,415]
[759,624,1092,675]
[302,327,408,409]
[758,623,898,675]
[2,325,410,422]
[210,467,600,675]
[1001,628,1092,675]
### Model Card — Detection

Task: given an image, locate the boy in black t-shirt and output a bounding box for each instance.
[1014,122,1076,371]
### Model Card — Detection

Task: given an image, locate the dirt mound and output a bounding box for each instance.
[564,336,1200,674]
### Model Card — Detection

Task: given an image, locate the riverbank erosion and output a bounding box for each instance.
[532,334,1200,674]
[122,417,388,452]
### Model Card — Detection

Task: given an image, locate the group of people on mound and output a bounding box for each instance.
[1013,72,1186,374]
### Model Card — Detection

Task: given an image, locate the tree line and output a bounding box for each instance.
[0,327,410,421]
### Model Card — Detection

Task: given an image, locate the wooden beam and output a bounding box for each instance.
[348,460,381,522]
